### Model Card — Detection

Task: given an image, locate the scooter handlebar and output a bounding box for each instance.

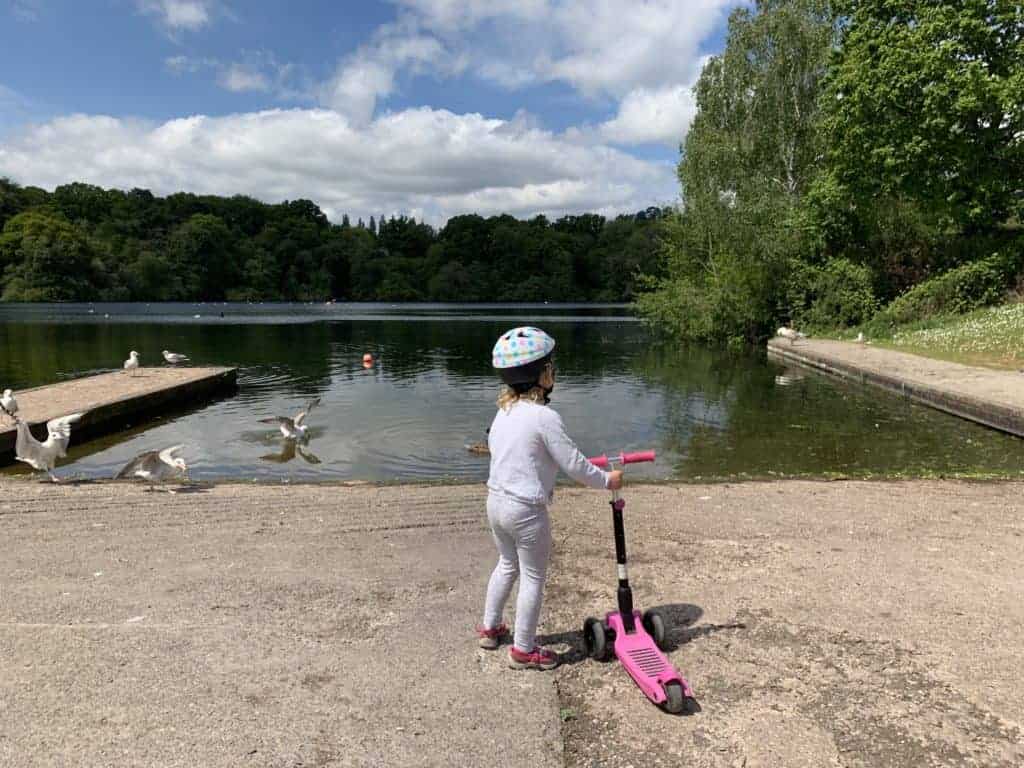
[588,450,656,469]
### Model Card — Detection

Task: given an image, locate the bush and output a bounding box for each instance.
[870,245,1023,329]
[787,258,878,330]
[633,277,716,342]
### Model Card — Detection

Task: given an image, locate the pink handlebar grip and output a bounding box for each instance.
[587,450,656,468]
[621,450,656,464]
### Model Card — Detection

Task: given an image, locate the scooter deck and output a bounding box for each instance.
[607,610,694,705]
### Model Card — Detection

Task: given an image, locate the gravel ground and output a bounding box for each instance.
[2,478,1022,767]
[544,481,1024,768]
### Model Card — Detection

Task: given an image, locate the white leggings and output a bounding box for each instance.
[481,492,552,652]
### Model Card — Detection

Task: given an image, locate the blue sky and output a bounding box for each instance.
[0,0,741,223]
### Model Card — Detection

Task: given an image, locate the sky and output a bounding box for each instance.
[0,0,743,225]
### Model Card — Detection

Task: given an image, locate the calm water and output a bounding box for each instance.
[2,302,1024,482]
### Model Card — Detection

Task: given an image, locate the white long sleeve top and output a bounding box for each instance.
[487,400,610,506]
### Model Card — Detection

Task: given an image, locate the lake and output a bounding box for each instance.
[2,302,1023,482]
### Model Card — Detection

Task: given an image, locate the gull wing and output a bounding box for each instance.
[116,450,161,479]
[259,416,294,428]
[158,444,185,464]
[45,413,83,457]
[294,397,321,425]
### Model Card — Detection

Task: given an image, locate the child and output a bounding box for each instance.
[477,326,623,670]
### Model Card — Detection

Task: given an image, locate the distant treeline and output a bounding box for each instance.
[0,179,670,302]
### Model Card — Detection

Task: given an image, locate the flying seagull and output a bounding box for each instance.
[260,397,321,440]
[1,389,17,423]
[776,327,807,345]
[115,445,188,490]
[124,351,140,376]
[14,413,83,482]
[162,350,189,364]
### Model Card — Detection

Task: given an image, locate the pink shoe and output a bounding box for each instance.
[477,623,509,650]
[508,645,559,670]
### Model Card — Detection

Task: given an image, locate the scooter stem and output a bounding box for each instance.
[589,452,655,636]
[610,492,636,633]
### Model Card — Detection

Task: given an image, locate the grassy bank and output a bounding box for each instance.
[832,301,1024,370]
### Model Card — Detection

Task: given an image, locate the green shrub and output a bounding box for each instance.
[787,258,878,330]
[870,246,1023,330]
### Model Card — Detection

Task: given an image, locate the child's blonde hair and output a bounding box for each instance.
[497,385,547,411]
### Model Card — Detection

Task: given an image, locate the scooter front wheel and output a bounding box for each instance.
[662,681,686,714]
[583,617,611,661]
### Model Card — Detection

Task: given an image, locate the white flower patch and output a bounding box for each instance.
[890,304,1024,359]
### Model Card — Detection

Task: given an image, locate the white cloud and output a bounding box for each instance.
[600,84,698,146]
[165,53,306,100]
[163,55,203,73]
[0,107,677,223]
[218,63,269,93]
[390,0,732,97]
[11,0,43,22]
[319,23,457,126]
[137,0,212,33]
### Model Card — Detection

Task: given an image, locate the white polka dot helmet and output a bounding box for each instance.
[492,326,556,385]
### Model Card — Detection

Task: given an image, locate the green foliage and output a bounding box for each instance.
[0,178,669,303]
[870,247,1022,330]
[637,0,1021,343]
[637,0,835,343]
[823,0,1024,231]
[787,257,878,329]
[0,211,99,301]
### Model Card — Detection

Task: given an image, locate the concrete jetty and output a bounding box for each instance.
[0,367,237,464]
[768,337,1024,437]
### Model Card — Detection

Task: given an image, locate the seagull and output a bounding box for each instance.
[124,351,140,376]
[260,397,321,440]
[14,413,83,482]
[855,332,866,344]
[115,445,188,490]
[1,389,17,422]
[162,350,189,364]
[776,327,807,345]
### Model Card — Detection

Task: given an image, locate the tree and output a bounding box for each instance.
[122,251,182,301]
[0,178,664,303]
[169,214,238,300]
[822,0,1024,231]
[0,212,99,301]
[637,0,837,343]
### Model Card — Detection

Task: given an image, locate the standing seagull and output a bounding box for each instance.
[260,397,321,440]
[124,351,140,376]
[776,327,807,345]
[116,445,188,490]
[1,389,17,423]
[14,413,83,482]
[162,350,189,364]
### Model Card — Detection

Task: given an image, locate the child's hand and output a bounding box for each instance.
[606,470,624,490]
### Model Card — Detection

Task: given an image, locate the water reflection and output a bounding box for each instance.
[2,303,1024,481]
[773,368,808,387]
[260,441,322,465]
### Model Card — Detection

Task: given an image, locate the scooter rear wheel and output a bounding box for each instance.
[583,617,611,661]
[642,609,668,651]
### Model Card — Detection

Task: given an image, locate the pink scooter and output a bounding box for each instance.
[583,450,697,715]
